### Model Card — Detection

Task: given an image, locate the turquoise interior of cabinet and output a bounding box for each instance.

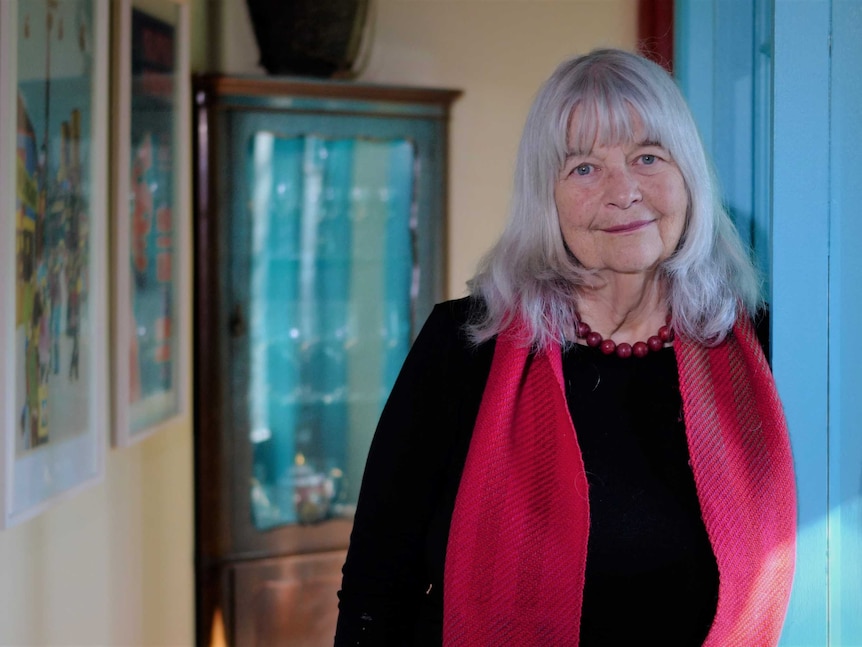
[224,96,447,531]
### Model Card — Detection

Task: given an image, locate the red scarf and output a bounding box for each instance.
[444,315,796,646]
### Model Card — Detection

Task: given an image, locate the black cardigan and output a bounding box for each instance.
[335,297,769,646]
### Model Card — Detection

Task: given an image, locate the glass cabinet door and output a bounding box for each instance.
[215,91,456,554]
[241,132,416,529]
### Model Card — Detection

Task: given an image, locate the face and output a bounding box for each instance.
[554,112,688,279]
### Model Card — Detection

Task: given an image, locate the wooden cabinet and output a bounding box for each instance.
[229,552,345,646]
[192,75,460,646]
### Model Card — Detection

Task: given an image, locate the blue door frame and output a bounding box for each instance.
[676,1,862,644]
[822,3,862,642]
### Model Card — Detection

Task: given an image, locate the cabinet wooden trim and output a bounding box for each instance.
[194,73,463,109]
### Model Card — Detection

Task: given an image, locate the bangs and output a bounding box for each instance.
[561,80,667,157]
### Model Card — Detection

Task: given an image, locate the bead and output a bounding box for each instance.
[615,342,633,358]
[632,341,649,358]
[574,312,673,359]
[658,325,673,342]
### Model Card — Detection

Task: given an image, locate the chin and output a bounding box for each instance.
[605,257,664,275]
[604,247,672,275]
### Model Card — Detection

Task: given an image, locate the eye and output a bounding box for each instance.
[640,154,657,165]
[574,164,592,176]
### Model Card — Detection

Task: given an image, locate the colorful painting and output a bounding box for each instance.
[127,7,178,432]
[112,0,189,445]
[15,1,95,451]
[1,0,108,527]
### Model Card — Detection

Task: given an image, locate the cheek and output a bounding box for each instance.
[557,213,597,266]
[555,189,593,230]
[659,188,689,249]
[656,177,688,222]
[555,201,595,259]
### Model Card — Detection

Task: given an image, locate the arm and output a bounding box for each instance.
[335,299,490,645]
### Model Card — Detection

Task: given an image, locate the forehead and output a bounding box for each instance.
[564,100,660,155]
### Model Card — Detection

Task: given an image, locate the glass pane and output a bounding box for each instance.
[245,132,416,530]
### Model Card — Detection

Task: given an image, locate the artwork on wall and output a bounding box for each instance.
[0,0,109,528]
[111,0,190,446]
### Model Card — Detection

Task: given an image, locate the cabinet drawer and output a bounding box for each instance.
[230,550,347,647]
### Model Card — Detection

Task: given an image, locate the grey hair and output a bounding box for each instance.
[466,48,761,348]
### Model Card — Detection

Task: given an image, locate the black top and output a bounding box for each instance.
[335,297,770,646]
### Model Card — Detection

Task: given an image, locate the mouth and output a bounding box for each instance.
[601,220,654,234]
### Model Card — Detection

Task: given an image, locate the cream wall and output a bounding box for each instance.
[0,419,194,646]
[0,2,634,646]
[0,0,195,644]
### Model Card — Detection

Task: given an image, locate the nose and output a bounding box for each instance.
[605,167,642,209]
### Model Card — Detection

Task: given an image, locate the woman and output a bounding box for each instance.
[335,48,796,646]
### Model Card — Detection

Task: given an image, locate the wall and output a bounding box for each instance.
[0,0,195,644]
[0,2,635,646]
[0,423,194,646]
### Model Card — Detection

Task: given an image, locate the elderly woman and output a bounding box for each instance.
[335,48,796,646]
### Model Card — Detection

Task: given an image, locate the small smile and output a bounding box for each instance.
[601,220,653,234]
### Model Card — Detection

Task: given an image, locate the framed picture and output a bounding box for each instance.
[111,0,190,446]
[0,0,109,528]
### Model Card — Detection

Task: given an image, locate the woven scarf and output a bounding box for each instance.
[443,315,796,646]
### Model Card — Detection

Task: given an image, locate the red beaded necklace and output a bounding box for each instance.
[575,314,674,358]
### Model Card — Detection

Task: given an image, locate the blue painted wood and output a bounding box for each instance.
[751,0,773,299]
[676,0,833,643]
[710,1,756,257]
[771,2,831,644]
[674,0,715,147]
[674,0,772,290]
[829,1,862,642]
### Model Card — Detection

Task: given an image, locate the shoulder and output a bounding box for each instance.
[406,296,495,380]
[421,296,489,346]
[428,295,486,324]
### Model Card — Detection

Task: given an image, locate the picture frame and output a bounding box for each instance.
[0,0,109,528]
[110,0,190,446]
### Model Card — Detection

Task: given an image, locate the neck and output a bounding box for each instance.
[576,272,668,345]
